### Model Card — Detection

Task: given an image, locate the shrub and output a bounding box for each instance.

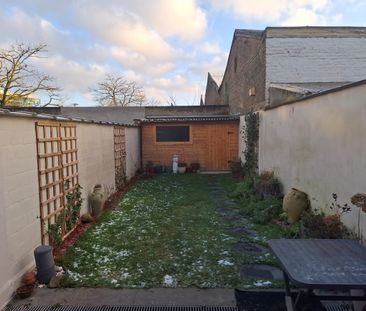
[301,206,351,239]
[255,171,283,199]
[229,177,256,199]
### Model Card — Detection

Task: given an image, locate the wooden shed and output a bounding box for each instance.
[141,115,239,171]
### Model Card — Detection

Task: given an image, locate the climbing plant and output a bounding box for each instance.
[242,112,259,177]
[65,184,83,231]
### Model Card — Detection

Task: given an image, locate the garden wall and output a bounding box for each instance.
[125,127,141,179]
[77,123,115,214]
[0,113,140,309]
[258,82,366,242]
[0,117,40,309]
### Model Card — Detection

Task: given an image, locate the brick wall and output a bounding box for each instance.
[218,35,266,114]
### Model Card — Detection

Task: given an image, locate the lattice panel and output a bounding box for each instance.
[114,126,126,189]
[35,121,79,245]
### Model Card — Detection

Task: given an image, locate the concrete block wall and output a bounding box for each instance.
[0,116,140,309]
[258,83,366,242]
[0,118,41,309]
[77,123,116,213]
[125,127,141,179]
[265,37,366,101]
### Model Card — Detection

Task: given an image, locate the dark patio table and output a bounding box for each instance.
[269,239,366,311]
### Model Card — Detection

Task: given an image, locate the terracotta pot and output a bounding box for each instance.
[16,284,34,299]
[283,188,309,223]
[23,271,36,285]
[89,185,105,219]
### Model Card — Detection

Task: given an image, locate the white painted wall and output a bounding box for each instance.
[0,118,41,309]
[266,38,366,100]
[125,127,140,179]
[259,83,366,242]
[0,116,139,308]
[77,124,115,213]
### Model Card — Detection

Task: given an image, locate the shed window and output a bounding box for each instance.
[156,126,190,142]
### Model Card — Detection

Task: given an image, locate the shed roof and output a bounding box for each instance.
[265,79,366,110]
[140,115,240,123]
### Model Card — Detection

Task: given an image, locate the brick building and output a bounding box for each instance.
[204,26,366,114]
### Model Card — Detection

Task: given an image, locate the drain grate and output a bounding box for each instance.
[8,306,239,311]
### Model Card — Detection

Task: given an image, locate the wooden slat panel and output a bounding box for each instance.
[35,121,79,245]
[114,126,126,190]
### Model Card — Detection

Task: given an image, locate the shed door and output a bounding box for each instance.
[208,123,238,170]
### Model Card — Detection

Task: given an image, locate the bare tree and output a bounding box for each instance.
[0,43,61,107]
[92,74,146,107]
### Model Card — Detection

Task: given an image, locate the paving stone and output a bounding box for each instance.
[234,241,269,254]
[240,264,283,280]
[227,227,258,237]
[218,207,239,214]
[223,214,242,222]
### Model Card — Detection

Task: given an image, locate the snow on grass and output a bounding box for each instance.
[60,174,281,289]
[163,275,176,286]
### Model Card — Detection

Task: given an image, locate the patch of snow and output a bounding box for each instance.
[254,280,272,287]
[163,274,176,286]
[117,250,130,257]
[121,272,130,279]
[218,259,234,266]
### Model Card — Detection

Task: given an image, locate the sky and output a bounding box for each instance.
[0,0,365,107]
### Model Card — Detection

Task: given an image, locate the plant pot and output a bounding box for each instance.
[23,271,36,286]
[89,185,105,219]
[16,284,34,299]
[283,188,309,223]
[178,166,186,174]
[190,163,200,173]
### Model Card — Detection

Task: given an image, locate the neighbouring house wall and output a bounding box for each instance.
[258,83,366,242]
[77,123,116,213]
[142,122,239,171]
[0,118,41,309]
[204,73,221,106]
[265,37,366,101]
[125,127,141,179]
[218,33,266,114]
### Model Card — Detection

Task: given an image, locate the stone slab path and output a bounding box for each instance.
[207,175,283,283]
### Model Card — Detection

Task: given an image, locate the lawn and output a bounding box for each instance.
[60,174,286,288]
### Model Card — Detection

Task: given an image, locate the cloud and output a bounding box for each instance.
[31,54,108,93]
[145,74,204,105]
[133,0,207,41]
[75,4,179,61]
[281,8,343,26]
[110,47,176,76]
[189,53,229,84]
[208,0,332,24]
[200,42,222,54]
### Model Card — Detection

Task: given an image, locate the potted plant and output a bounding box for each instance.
[190,163,200,173]
[229,160,244,178]
[178,163,186,174]
[145,161,155,176]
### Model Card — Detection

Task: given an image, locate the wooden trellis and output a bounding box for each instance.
[114,126,126,190]
[35,121,79,245]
